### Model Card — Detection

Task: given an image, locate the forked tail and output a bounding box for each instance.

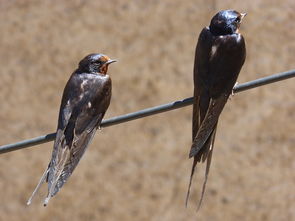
[27,167,49,205]
[43,147,70,206]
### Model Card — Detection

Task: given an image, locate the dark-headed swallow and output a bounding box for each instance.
[186,10,246,209]
[27,53,116,206]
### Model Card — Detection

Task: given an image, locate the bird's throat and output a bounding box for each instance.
[100,65,109,75]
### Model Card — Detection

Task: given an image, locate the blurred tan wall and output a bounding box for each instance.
[0,0,294,220]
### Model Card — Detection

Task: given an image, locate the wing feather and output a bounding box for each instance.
[189,95,227,158]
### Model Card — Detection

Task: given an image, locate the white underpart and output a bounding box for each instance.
[88,102,91,108]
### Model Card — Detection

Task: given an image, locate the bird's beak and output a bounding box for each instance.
[105,59,117,65]
[240,13,247,19]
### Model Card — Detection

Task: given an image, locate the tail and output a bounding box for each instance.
[186,127,217,210]
[185,157,197,207]
[189,96,227,158]
[43,147,70,206]
[27,167,49,205]
[196,128,216,211]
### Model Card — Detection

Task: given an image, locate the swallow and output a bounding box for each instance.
[27,53,116,206]
[186,10,247,209]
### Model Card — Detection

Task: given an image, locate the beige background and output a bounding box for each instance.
[0,0,294,220]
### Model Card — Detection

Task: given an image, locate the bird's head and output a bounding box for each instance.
[209,10,246,36]
[78,53,117,74]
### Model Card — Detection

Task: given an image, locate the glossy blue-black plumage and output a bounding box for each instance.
[210,10,244,35]
[187,10,246,210]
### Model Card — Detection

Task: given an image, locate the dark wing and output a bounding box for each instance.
[186,27,246,208]
[44,73,112,205]
[192,28,213,141]
[186,27,215,206]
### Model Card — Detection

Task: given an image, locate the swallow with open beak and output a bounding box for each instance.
[27,53,116,206]
[186,10,247,209]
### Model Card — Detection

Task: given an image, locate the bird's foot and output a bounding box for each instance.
[229,82,239,100]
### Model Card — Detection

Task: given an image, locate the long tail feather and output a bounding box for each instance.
[186,127,217,208]
[44,147,70,206]
[27,167,49,205]
[196,128,216,211]
[185,157,197,207]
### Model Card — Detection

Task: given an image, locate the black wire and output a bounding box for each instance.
[1,69,294,154]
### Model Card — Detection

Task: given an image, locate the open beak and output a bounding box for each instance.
[105,59,117,65]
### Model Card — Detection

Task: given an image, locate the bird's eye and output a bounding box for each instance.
[235,17,241,23]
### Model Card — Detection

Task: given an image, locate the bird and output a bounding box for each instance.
[186,10,247,209]
[27,53,116,206]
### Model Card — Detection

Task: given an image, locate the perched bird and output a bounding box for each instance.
[186,10,247,209]
[27,53,116,206]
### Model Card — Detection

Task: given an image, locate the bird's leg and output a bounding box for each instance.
[229,82,239,100]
